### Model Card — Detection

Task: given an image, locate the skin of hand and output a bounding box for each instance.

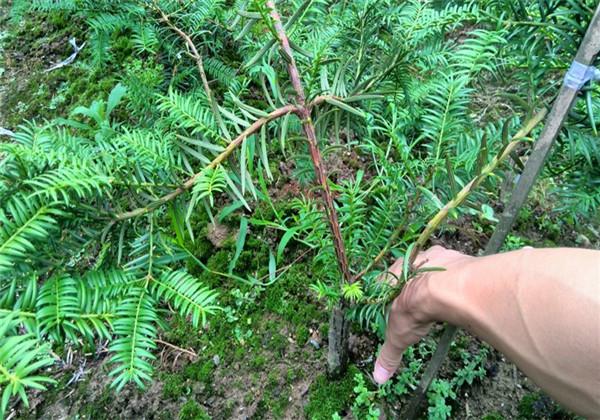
[373,245,600,418]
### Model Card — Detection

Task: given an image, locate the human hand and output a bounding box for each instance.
[373,245,471,384]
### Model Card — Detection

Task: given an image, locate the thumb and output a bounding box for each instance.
[372,279,434,385]
[373,313,434,385]
[373,338,405,384]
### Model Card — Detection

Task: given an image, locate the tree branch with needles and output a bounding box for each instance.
[150,1,230,139]
[114,104,299,220]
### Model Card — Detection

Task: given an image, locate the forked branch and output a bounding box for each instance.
[267,0,352,283]
[119,1,355,287]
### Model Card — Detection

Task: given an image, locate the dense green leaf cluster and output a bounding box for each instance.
[1,0,598,415]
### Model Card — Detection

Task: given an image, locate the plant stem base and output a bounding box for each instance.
[327,303,350,379]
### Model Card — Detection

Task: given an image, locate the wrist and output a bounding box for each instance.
[425,249,527,330]
[419,255,479,328]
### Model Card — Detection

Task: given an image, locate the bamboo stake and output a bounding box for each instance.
[402,6,600,417]
[486,6,600,252]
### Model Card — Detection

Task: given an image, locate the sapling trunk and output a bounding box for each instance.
[266,0,353,377]
[327,301,350,378]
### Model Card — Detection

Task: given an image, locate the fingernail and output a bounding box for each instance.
[373,360,393,384]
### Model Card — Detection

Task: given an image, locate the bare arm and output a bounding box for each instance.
[373,246,600,418]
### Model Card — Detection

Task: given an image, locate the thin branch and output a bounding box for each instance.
[267,0,352,283]
[353,109,547,284]
[114,105,298,220]
[156,338,198,359]
[309,95,341,107]
[151,2,230,140]
[408,109,547,267]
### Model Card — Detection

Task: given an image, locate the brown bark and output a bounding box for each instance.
[266,0,351,284]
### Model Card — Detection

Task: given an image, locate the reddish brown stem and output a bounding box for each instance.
[267,0,352,284]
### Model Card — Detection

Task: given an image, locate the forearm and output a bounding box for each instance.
[424,248,600,417]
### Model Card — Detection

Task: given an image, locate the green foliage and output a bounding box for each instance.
[517,392,573,419]
[0,196,61,274]
[178,400,210,420]
[183,361,214,384]
[483,412,505,420]
[0,314,55,417]
[1,81,222,400]
[427,379,456,420]
[351,373,380,420]
[3,0,598,414]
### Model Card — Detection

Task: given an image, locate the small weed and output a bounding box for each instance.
[351,373,380,420]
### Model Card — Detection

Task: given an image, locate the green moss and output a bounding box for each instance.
[263,264,324,326]
[234,346,246,360]
[254,398,269,418]
[206,250,232,271]
[295,325,309,344]
[79,384,112,419]
[320,322,329,340]
[191,236,214,262]
[222,400,235,419]
[517,392,573,419]
[286,367,304,383]
[162,373,187,400]
[184,361,214,384]
[482,412,505,420]
[164,314,204,349]
[304,365,360,420]
[234,236,270,277]
[251,354,267,370]
[253,372,290,419]
[270,332,288,355]
[271,392,291,418]
[178,400,210,420]
[266,371,279,390]
[244,392,255,405]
